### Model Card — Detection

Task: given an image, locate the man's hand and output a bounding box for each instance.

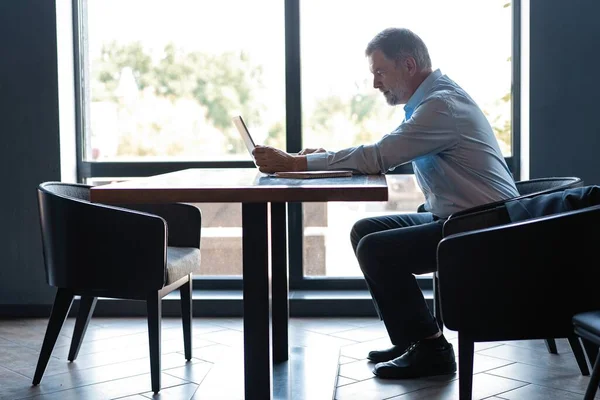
[298,148,326,155]
[253,145,307,173]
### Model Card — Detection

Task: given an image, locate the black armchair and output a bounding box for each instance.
[430,177,583,345]
[437,193,600,399]
[33,182,202,393]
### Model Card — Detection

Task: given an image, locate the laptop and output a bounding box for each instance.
[231,115,257,164]
[231,115,352,179]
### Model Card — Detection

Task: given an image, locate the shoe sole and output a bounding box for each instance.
[373,362,457,379]
[367,352,405,363]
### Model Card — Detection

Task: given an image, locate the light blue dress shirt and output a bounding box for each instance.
[306,69,519,218]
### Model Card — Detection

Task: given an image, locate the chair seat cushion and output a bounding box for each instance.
[573,311,600,345]
[166,247,201,284]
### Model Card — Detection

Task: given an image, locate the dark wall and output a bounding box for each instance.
[0,1,60,305]
[530,0,600,185]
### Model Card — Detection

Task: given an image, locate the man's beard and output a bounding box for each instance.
[384,87,404,105]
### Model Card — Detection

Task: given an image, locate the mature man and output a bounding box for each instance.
[253,27,519,379]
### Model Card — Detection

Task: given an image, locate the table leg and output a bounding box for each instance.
[242,202,273,399]
[271,202,289,363]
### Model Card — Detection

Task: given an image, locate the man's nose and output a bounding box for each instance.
[373,77,381,89]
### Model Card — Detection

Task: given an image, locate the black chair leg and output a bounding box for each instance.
[458,333,474,400]
[147,292,162,393]
[584,353,600,400]
[569,335,591,376]
[68,296,97,362]
[179,275,192,361]
[33,289,75,385]
[433,273,444,332]
[544,338,558,354]
[582,338,599,371]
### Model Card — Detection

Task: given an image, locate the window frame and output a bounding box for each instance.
[73,0,520,294]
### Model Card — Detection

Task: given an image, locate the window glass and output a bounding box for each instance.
[84,0,285,162]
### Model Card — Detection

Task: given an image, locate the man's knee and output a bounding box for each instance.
[355,233,381,275]
[350,218,373,252]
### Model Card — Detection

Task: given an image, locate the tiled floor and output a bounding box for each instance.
[0,316,597,399]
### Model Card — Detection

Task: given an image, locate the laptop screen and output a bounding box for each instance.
[232,115,257,162]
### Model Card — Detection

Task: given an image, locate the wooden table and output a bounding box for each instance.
[90,168,388,399]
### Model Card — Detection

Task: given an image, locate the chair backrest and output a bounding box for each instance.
[516,177,583,196]
[446,176,584,224]
[37,182,167,294]
[40,182,91,201]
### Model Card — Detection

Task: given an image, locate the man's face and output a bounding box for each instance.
[369,49,410,105]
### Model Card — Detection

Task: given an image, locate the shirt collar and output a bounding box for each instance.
[403,69,443,120]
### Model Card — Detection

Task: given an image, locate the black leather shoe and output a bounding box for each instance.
[367,345,406,363]
[372,341,457,379]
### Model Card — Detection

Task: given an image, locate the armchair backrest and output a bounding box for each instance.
[443,177,583,237]
[37,182,167,294]
[515,177,583,196]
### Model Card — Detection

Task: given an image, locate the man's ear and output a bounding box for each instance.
[394,57,417,75]
[404,57,418,76]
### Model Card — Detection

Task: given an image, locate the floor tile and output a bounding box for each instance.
[497,382,599,399]
[141,382,199,399]
[339,355,360,365]
[328,323,389,342]
[337,376,358,387]
[385,373,527,400]
[485,362,594,396]
[334,373,455,400]
[479,344,583,373]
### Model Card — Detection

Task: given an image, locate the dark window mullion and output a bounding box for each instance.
[511,0,522,181]
[73,0,86,183]
[284,0,304,288]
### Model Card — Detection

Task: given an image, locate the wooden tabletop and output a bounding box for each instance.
[89,168,389,204]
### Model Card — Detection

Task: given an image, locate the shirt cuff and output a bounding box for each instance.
[306,153,329,170]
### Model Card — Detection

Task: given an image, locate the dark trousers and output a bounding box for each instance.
[351,212,444,350]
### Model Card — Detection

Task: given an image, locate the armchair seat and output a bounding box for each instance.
[574,312,600,344]
[166,247,201,284]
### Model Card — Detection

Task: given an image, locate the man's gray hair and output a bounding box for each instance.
[365,28,432,71]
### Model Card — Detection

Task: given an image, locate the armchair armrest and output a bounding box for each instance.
[120,203,202,248]
[442,205,510,237]
[437,204,600,338]
[38,193,168,293]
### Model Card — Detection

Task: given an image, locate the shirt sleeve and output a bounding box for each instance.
[306,96,459,174]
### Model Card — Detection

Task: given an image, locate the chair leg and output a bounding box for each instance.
[68,296,97,362]
[433,273,444,332]
[179,274,192,361]
[569,335,591,376]
[544,338,558,354]
[582,338,599,371]
[147,292,162,393]
[33,289,75,385]
[458,333,474,400]
[584,352,600,400]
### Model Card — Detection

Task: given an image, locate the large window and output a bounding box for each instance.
[76,0,518,286]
